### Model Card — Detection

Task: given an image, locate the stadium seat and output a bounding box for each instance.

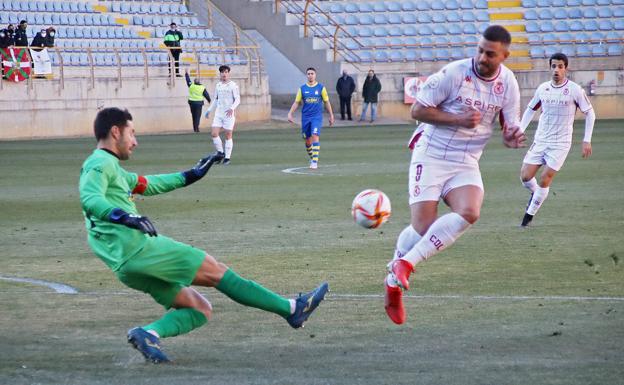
[417,12,432,23]
[432,13,446,23]
[558,32,573,43]
[431,1,444,10]
[538,9,553,19]
[615,7,624,17]
[418,25,433,35]
[358,2,373,12]
[463,23,478,34]
[344,15,358,25]
[542,33,556,44]
[590,31,605,41]
[553,9,567,19]
[560,45,575,56]
[478,23,490,34]
[598,8,613,17]
[404,50,419,61]
[401,13,416,23]
[591,44,606,56]
[402,1,417,11]
[403,25,417,36]
[416,0,431,10]
[605,31,621,42]
[576,45,591,56]
[359,14,374,25]
[567,8,582,18]
[373,27,389,37]
[598,20,613,31]
[421,49,435,61]
[536,0,551,5]
[525,9,538,20]
[387,13,401,24]
[329,3,343,13]
[569,20,584,31]
[449,35,463,45]
[460,0,474,8]
[374,50,389,62]
[387,1,402,11]
[462,11,476,21]
[615,19,624,30]
[446,0,460,9]
[389,50,404,62]
[581,0,596,4]
[372,1,386,12]
[359,27,373,37]
[448,24,462,35]
[358,50,373,62]
[607,44,623,55]
[554,21,569,32]
[552,0,567,5]
[583,8,598,18]
[344,3,358,13]
[528,34,541,44]
[584,20,598,31]
[543,45,559,57]
[522,0,537,6]
[476,10,489,21]
[433,25,447,35]
[388,26,402,36]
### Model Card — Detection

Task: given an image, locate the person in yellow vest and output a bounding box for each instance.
[185,68,211,133]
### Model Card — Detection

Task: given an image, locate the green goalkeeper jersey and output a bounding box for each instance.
[79,149,185,271]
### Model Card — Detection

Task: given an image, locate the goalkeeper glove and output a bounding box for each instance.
[109,208,158,237]
[182,152,224,186]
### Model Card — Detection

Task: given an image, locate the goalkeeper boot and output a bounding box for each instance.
[388,259,414,290]
[384,278,406,325]
[222,158,231,165]
[214,151,225,164]
[286,282,329,329]
[127,327,170,363]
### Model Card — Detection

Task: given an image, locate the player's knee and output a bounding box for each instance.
[457,209,480,224]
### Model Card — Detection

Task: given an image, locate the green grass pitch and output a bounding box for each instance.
[0,120,623,384]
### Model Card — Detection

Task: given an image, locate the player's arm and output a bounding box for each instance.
[321,87,334,126]
[287,88,302,123]
[205,85,218,116]
[80,160,157,236]
[411,70,480,128]
[499,75,526,148]
[519,88,541,133]
[226,83,240,117]
[576,89,595,158]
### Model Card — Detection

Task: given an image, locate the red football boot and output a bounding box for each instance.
[389,259,414,290]
[384,281,406,325]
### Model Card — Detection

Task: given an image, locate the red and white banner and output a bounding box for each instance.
[2,47,31,82]
[403,76,429,104]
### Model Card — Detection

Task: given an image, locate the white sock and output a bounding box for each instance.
[402,213,471,266]
[522,177,538,193]
[289,299,296,314]
[224,138,233,159]
[526,186,549,215]
[146,330,160,338]
[212,136,223,153]
[386,225,423,287]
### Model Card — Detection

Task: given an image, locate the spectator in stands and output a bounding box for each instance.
[184,68,211,133]
[30,29,47,51]
[164,22,183,77]
[359,70,382,123]
[0,25,14,49]
[336,70,356,121]
[14,20,28,48]
[45,27,56,48]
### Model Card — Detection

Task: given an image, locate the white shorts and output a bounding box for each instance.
[212,114,235,130]
[408,150,483,205]
[523,141,571,171]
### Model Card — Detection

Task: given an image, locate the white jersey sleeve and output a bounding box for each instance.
[574,87,593,114]
[415,65,458,108]
[499,74,521,129]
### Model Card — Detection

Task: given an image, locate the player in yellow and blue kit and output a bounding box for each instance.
[79,107,329,363]
[288,67,334,169]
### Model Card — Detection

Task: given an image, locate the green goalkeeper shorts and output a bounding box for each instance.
[115,235,206,309]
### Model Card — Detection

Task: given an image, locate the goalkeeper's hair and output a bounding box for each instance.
[94,107,133,141]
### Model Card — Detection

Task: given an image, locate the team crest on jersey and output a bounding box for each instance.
[315,90,318,95]
[493,81,504,95]
[426,74,440,89]
[563,88,569,95]
[465,76,471,83]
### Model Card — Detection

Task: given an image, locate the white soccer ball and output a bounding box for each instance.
[351,189,391,229]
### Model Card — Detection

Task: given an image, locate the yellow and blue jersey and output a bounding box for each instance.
[295,82,329,121]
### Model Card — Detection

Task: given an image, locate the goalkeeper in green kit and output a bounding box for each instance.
[79,107,328,363]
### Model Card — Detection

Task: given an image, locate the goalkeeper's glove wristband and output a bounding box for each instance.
[182,152,224,186]
[109,208,158,237]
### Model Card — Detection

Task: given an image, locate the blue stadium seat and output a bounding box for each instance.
[591,44,606,56]
[583,8,597,18]
[614,7,624,17]
[344,14,358,25]
[419,25,433,35]
[599,20,613,31]
[358,50,373,62]
[460,0,475,8]
[387,1,402,11]
[374,50,389,62]
[560,45,575,56]
[387,14,401,24]
[558,32,573,43]
[402,13,416,23]
[525,9,538,19]
[61,1,70,12]
[567,8,582,18]
[581,0,596,4]
[536,0,551,5]
[463,23,478,34]
[389,50,404,62]
[462,11,476,21]
[373,26,388,37]
[433,36,449,46]
[433,25,447,35]
[446,0,460,9]
[451,48,465,59]
[540,22,554,32]
[388,26,402,36]
[435,49,450,60]
[431,1,444,10]
[607,44,623,55]
[576,45,591,56]
[605,31,621,42]
[569,20,584,31]
[432,13,446,23]
[359,14,374,25]
[552,0,566,5]
[416,0,431,10]
[598,8,613,17]
[528,34,541,44]
[329,3,343,12]
[372,1,386,12]
[417,12,432,23]
[538,9,553,19]
[584,20,598,31]
[448,24,462,34]
[590,31,605,41]
[402,1,417,11]
[404,36,418,45]
[523,0,537,6]
[449,35,463,45]
[421,49,434,61]
[615,19,624,30]
[576,32,590,41]
[344,3,358,13]
[613,0,624,3]
[554,21,569,32]
[553,9,567,19]
[405,50,419,61]
[596,0,610,3]
[403,25,418,35]
[542,32,556,44]
[543,45,559,57]
[476,10,489,21]
[478,23,490,34]
[359,27,373,37]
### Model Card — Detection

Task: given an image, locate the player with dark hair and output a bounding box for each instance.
[205,65,240,165]
[80,107,328,363]
[384,25,526,324]
[518,53,595,227]
[287,67,335,169]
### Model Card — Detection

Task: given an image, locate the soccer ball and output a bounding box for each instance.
[351,189,391,229]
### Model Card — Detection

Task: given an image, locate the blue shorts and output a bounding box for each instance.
[301,117,323,139]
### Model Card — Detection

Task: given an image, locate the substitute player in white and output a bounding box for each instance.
[518,53,595,227]
[384,26,526,325]
[206,65,240,165]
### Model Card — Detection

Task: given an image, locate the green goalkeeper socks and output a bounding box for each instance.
[216,268,291,318]
[143,308,207,339]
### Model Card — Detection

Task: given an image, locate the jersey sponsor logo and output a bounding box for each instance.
[305,97,321,104]
[563,88,569,95]
[315,90,318,95]
[542,97,569,106]
[493,81,504,95]
[454,96,502,112]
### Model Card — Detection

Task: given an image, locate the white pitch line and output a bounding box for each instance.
[326,293,624,302]
[0,276,78,294]
[281,164,337,176]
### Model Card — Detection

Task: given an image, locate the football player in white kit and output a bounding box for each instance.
[518,53,595,227]
[384,26,526,325]
[206,65,240,165]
